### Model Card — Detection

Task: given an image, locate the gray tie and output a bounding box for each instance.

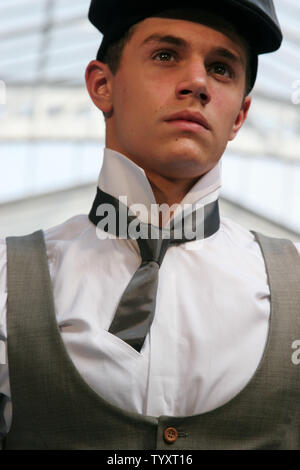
[89,188,220,352]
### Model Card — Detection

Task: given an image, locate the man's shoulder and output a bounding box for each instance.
[44,214,91,244]
[219,215,258,248]
[1,214,93,258]
[293,241,300,255]
[220,215,300,255]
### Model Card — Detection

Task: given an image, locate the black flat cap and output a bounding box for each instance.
[88,0,283,91]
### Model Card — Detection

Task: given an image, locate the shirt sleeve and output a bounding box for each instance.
[294,242,300,256]
[0,239,7,363]
[0,238,9,438]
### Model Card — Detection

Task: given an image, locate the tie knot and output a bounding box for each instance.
[137,237,170,266]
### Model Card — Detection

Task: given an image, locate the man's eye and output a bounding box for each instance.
[209,63,233,77]
[152,50,177,62]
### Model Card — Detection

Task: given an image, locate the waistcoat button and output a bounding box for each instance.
[163,426,178,444]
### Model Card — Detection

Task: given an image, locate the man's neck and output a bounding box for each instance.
[145,170,200,207]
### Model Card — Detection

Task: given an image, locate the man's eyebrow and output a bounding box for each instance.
[141,34,189,49]
[212,47,244,65]
[140,35,245,65]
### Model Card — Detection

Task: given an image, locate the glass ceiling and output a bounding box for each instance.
[0,0,299,100]
[0,0,299,232]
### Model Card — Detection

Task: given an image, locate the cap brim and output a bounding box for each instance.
[90,0,282,57]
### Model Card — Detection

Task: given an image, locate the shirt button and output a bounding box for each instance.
[163,427,178,444]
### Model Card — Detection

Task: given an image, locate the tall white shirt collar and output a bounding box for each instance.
[98,148,222,225]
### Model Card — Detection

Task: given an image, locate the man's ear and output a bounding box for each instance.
[228,95,251,141]
[85,60,113,116]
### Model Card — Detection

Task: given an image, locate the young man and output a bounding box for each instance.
[1,0,300,450]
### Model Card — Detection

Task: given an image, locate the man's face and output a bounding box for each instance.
[104,16,251,179]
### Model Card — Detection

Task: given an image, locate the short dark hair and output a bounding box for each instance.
[100,24,138,75]
[100,11,253,96]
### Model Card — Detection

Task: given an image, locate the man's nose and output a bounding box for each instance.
[175,61,211,105]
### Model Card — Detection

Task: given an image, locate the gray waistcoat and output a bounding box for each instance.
[2,229,300,450]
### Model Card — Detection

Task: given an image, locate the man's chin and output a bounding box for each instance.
[150,156,216,180]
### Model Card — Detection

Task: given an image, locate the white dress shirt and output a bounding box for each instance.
[0,147,299,438]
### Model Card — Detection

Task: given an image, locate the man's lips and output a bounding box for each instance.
[164,110,211,131]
